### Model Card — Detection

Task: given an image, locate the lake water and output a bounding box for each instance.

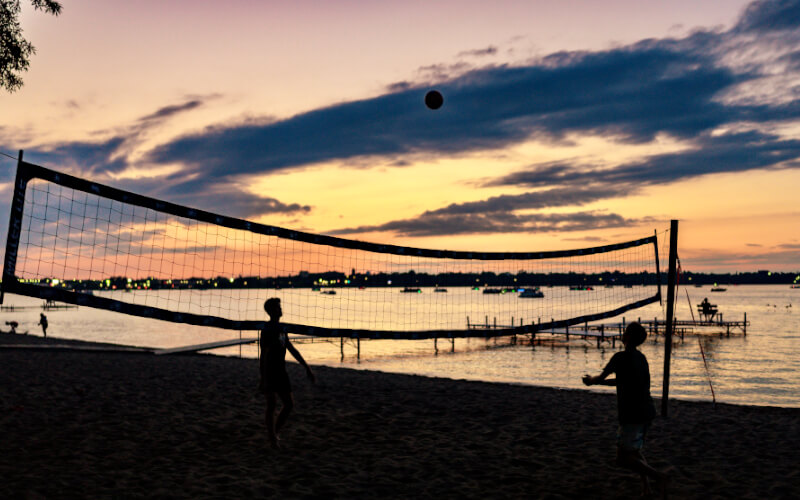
[2,285,798,408]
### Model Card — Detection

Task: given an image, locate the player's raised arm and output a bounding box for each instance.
[583,363,616,386]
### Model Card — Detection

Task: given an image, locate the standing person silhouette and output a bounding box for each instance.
[259,298,315,448]
[38,313,48,337]
[583,322,668,497]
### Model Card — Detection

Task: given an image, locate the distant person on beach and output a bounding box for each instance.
[582,322,668,497]
[38,313,48,337]
[259,297,316,448]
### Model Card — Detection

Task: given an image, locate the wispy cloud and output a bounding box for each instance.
[422,187,625,214]
[329,211,646,237]
[487,131,800,190]
[137,99,207,123]
[8,95,217,179]
[457,46,498,58]
[111,176,311,219]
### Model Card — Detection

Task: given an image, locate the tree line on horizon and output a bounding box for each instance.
[9,269,799,291]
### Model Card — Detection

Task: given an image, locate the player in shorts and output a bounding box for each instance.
[259,298,315,448]
[583,322,669,497]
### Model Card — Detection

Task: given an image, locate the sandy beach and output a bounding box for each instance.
[1,333,798,499]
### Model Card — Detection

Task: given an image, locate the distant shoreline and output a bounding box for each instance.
[5,272,800,293]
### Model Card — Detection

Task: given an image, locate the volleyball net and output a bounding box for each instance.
[2,160,661,339]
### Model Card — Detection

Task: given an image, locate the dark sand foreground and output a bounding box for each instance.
[1,334,798,499]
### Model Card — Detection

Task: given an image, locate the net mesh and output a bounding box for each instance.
[3,163,660,337]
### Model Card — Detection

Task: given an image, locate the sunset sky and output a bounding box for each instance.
[1,0,799,273]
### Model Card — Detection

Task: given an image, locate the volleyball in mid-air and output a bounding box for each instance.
[425,90,444,110]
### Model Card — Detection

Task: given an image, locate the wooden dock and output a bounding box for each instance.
[467,312,750,348]
[41,304,79,310]
[0,302,79,312]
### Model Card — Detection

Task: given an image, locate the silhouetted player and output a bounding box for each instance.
[259,298,315,448]
[583,322,668,497]
[38,313,48,337]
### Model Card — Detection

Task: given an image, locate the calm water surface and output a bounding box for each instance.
[2,285,797,408]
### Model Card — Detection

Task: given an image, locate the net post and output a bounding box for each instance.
[662,219,679,418]
[653,230,662,305]
[1,150,27,305]
[512,317,516,344]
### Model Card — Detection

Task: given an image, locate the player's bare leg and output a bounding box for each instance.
[275,390,294,437]
[265,392,280,448]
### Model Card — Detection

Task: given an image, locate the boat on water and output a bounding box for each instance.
[483,287,517,294]
[401,287,421,293]
[321,290,337,295]
[311,286,321,291]
[569,285,594,291]
[791,285,800,289]
[434,288,448,293]
[519,287,544,298]
[711,287,726,292]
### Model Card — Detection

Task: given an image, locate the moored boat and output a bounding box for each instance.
[519,287,544,298]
